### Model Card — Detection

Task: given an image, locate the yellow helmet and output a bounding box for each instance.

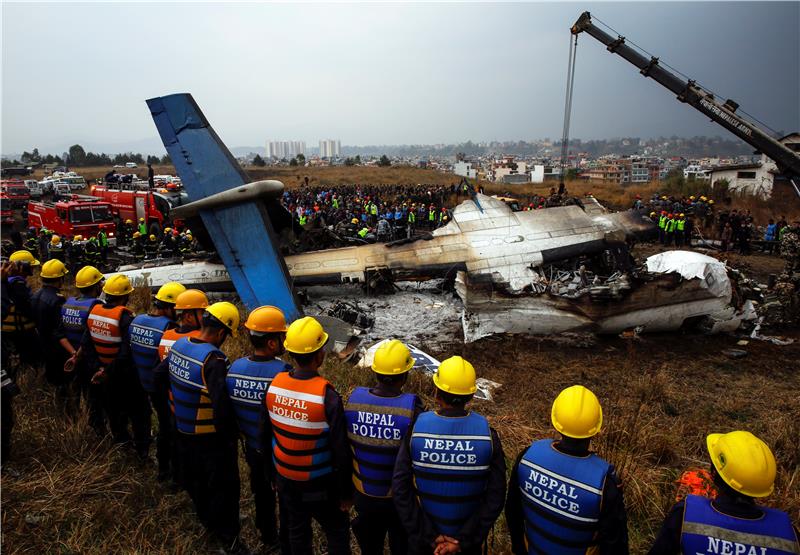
[700,195,708,201]
[433,356,476,395]
[351,218,359,224]
[103,274,134,296]
[133,231,142,239]
[125,219,133,225]
[75,265,104,288]
[551,385,602,439]
[709,199,715,205]
[372,339,414,375]
[689,195,696,200]
[164,227,172,233]
[149,234,157,242]
[74,234,83,241]
[10,250,39,266]
[51,235,61,245]
[175,289,209,310]
[155,281,186,304]
[245,306,287,334]
[139,218,145,222]
[40,259,69,279]
[707,431,776,498]
[205,302,240,335]
[284,316,329,354]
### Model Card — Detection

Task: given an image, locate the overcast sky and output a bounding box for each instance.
[2,2,798,155]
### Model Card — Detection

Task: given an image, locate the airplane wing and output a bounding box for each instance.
[146,93,301,321]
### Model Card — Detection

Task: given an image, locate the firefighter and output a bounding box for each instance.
[505,385,629,554]
[144,234,159,259]
[49,234,65,262]
[658,211,667,244]
[23,228,38,258]
[225,306,292,551]
[260,316,353,555]
[345,339,424,555]
[129,281,185,480]
[38,228,50,261]
[138,218,147,236]
[648,430,799,555]
[97,229,109,263]
[131,231,145,261]
[76,274,151,458]
[167,302,248,554]
[120,219,134,247]
[31,259,75,409]
[61,265,106,434]
[665,214,676,247]
[393,356,506,555]
[675,213,686,248]
[428,204,436,229]
[3,250,40,369]
[66,235,85,273]
[84,236,101,267]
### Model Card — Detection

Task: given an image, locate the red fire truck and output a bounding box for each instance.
[0,193,15,226]
[90,183,185,235]
[1,179,31,208]
[27,198,117,244]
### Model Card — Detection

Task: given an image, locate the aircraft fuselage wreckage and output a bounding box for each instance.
[124,93,756,343]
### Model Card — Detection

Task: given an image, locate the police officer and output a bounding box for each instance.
[393,356,506,555]
[31,259,74,408]
[2,251,40,369]
[648,430,799,554]
[77,274,150,458]
[260,316,353,555]
[61,265,106,434]
[167,302,247,555]
[129,281,185,480]
[226,306,292,551]
[345,340,424,555]
[505,385,629,554]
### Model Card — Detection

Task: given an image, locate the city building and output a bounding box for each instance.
[265,140,305,159]
[319,139,341,158]
[530,165,561,183]
[488,156,528,182]
[453,161,478,179]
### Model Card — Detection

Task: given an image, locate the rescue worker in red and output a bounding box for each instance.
[647,430,799,555]
[129,281,185,481]
[505,385,629,554]
[166,301,246,555]
[345,339,424,555]
[61,265,105,435]
[260,316,353,555]
[393,356,507,555]
[71,274,151,458]
[225,306,292,552]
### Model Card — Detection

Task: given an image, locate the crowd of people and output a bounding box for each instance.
[2,253,797,555]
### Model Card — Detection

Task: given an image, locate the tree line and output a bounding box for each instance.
[12,145,171,167]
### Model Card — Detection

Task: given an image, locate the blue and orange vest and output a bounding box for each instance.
[681,494,799,555]
[410,411,493,536]
[168,337,226,435]
[60,296,99,349]
[87,304,131,366]
[158,327,201,361]
[517,439,610,554]
[226,357,290,451]
[129,314,172,393]
[344,387,416,498]
[265,372,332,481]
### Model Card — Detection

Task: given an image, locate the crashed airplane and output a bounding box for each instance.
[120,93,757,342]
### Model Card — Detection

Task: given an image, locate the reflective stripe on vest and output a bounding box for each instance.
[168,337,224,435]
[60,297,98,349]
[659,216,667,229]
[410,411,493,536]
[408,212,416,223]
[344,387,416,498]
[87,305,129,366]
[518,439,610,554]
[677,219,686,231]
[129,314,172,393]
[1,304,36,332]
[158,328,201,361]
[428,210,435,221]
[226,357,291,451]
[666,219,676,232]
[681,495,799,555]
[265,372,332,481]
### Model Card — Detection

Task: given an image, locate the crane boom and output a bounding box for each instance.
[570,11,800,181]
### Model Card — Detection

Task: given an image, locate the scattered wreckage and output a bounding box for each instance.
[120,193,759,342]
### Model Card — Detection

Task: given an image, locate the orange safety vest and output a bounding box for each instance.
[265,372,333,481]
[87,304,131,366]
[158,327,201,361]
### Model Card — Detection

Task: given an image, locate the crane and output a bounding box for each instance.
[567,11,800,198]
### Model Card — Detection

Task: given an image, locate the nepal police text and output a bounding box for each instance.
[420,438,478,464]
[62,308,85,326]
[705,538,768,555]
[131,328,157,346]
[351,412,402,440]
[231,378,270,401]
[523,468,582,514]
[169,356,193,380]
[272,395,310,421]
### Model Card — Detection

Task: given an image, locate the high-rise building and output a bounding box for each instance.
[318,139,341,158]
[265,140,306,159]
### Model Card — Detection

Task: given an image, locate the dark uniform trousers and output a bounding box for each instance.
[244,445,288,548]
[75,359,107,435]
[106,365,151,456]
[353,492,407,555]
[277,476,351,555]
[148,389,173,475]
[182,433,241,545]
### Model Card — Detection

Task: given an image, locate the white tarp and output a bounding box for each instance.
[644,250,731,298]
